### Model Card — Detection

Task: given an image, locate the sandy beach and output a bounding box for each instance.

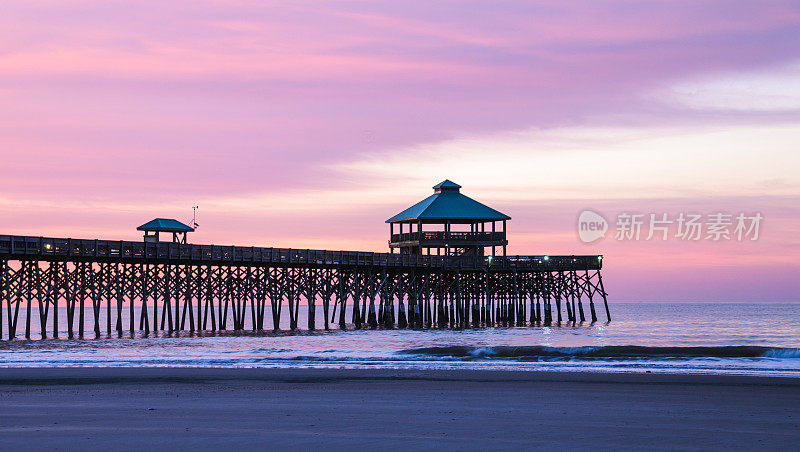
[0,368,797,450]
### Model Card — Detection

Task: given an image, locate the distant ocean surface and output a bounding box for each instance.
[1,303,799,377]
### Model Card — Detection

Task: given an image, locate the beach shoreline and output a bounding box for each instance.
[1,366,800,384]
[0,367,798,450]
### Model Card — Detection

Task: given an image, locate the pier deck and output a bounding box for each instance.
[0,234,608,340]
[0,235,601,270]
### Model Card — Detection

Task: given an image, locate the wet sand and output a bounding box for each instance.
[0,368,798,450]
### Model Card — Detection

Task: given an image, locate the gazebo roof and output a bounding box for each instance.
[137,218,195,233]
[386,180,510,223]
[433,180,462,190]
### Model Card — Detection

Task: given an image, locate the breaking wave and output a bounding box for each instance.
[398,345,800,360]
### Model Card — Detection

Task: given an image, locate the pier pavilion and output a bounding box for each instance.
[387,180,510,258]
[138,218,194,244]
[0,181,608,339]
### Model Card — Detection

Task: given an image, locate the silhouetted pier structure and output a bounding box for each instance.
[0,182,608,340]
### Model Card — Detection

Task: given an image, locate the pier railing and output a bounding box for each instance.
[0,235,601,271]
[390,231,506,244]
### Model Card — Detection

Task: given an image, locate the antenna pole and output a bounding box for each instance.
[192,205,199,229]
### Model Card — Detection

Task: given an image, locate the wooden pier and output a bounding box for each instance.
[0,235,608,340]
[0,181,609,340]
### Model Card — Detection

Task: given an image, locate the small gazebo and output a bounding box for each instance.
[386,180,510,258]
[137,218,195,244]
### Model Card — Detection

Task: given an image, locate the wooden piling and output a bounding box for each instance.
[598,271,610,322]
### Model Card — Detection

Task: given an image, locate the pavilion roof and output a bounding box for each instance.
[137,218,195,233]
[386,180,510,223]
[432,180,462,190]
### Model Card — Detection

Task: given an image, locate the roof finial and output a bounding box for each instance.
[432,179,461,193]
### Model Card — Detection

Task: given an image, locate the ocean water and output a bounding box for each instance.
[0,303,798,377]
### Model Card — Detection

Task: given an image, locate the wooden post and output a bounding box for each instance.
[208,265,217,331]
[10,263,21,339]
[0,259,5,341]
[141,264,150,335]
[38,262,48,340]
[491,222,496,257]
[322,270,332,330]
[398,290,407,328]
[220,268,229,330]
[116,269,124,336]
[106,265,112,335]
[598,271,610,322]
[55,262,63,338]
[162,266,173,333]
[368,289,378,329]
[186,265,196,332]
[543,274,552,326]
[79,262,86,339]
[129,266,136,336]
[338,270,347,330]
[473,289,480,328]
[92,264,101,338]
[529,286,535,324]
[351,272,362,329]
[25,262,32,339]
[502,219,507,256]
[0,259,6,341]
[197,266,204,332]
[152,265,159,334]
[176,266,184,331]
[565,293,573,322]
[585,270,597,322]
[485,270,492,326]
[575,271,585,323]
[307,268,316,330]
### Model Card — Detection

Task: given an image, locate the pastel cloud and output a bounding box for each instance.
[0,0,799,301]
[659,60,800,112]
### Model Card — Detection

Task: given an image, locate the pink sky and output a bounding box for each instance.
[1,1,799,302]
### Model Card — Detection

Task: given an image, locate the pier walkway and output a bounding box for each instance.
[0,234,608,340]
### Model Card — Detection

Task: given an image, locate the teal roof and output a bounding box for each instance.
[387,181,510,223]
[433,179,461,190]
[137,218,194,232]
